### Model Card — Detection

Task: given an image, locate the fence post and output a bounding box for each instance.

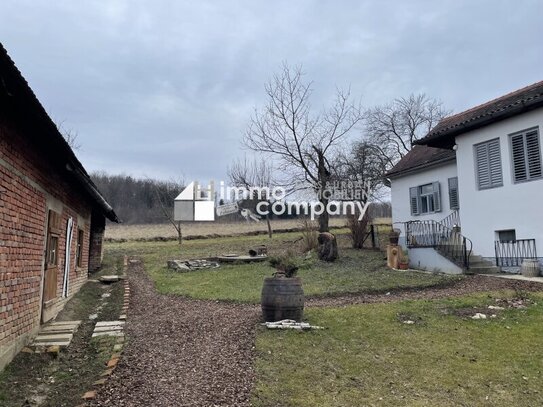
[370,224,376,249]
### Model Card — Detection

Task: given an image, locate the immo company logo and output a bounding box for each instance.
[174,180,372,222]
[173,181,216,221]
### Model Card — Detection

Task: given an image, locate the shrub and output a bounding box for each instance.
[299,217,319,252]
[347,209,371,249]
[269,250,300,277]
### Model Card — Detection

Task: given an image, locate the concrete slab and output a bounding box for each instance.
[94,326,123,332]
[49,320,81,326]
[95,321,125,327]
[40,326,75,334]
[33,341,71,347]
[92,331,124,338]
[34,333,73,342]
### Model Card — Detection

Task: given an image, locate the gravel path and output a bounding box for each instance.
[306,274,543,307]
[90,259,259,407]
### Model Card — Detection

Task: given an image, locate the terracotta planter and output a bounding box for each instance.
[398,262,409,270]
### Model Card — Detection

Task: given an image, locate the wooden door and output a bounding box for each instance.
[43,210,61,305]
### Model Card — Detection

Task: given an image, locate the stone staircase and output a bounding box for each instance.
[467,254,501,274]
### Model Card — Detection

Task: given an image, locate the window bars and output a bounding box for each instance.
[494,239,537,267]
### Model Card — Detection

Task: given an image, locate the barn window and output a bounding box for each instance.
[76,229,84,267]
[47,235,59,265]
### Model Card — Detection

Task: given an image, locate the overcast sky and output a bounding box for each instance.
[1,0,542,182]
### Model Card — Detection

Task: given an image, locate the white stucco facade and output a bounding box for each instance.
[389,105,543,274]
[455,107,543,258]
[390,161,457,242]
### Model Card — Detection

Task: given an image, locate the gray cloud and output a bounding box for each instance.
[1,0,542,181]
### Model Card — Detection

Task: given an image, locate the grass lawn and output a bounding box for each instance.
[105,231,459,303]
[253,291,543,407]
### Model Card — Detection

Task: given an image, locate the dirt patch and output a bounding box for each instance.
[88,259,259,407]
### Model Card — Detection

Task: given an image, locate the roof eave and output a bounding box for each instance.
[415,97,543,148]
[386,156,456,179]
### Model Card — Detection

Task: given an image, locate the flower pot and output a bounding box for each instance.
[399,262,409,270]
[261,276,304,322]
[389,232,400,245]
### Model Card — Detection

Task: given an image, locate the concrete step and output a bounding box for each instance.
[469,265,501,274]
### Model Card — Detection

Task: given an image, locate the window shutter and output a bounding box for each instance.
[448,177,459,209]
[432,181,441,212]
[475,139,502,189]
[475,143,490,188]
[488,139,503,187]
[409,187,419,216]
[511,129,542,182]
[511,133,527,181]
[526,130,542,179]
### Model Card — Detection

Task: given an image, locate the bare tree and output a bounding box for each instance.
[150,177,184,244]
[244,63,363,232]
[56,121,82,151]
[336,140,389,201]
[228,156,275,238]
[365,94,449,168]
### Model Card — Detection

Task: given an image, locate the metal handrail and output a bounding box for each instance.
[440,209,460,230]
[405,219,473,270]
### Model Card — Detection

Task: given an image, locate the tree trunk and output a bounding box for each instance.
[318,196,329,233]
[177,221,183,245]
[317,148,330,233]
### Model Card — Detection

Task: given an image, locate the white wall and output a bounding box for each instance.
[456,107,543,258]
[409,247,464,274]
[390,161,458,240]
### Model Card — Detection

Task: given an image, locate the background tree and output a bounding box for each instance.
[365,93,449,168]
[244,63,363,232]
[227,156,275,238]
[91,172,184,225]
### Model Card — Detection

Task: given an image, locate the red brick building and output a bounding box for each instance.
[0,43,118,369]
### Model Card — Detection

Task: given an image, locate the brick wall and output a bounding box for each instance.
[0,114,98,369]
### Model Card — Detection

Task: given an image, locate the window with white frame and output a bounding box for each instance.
[409,182,441,215]
[510,127,542,183]
[474,138,503,190]
[448,177,459,210]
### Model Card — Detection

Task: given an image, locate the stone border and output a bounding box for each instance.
[80,256,130,403]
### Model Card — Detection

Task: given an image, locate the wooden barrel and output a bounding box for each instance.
[521,259,541,277]
[261,277,304,322]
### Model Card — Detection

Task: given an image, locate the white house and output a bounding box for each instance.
[388,80,543,274]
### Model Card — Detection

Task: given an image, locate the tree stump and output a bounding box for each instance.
[318,232,338,262]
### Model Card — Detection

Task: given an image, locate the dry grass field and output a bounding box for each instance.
[105,218,358,241]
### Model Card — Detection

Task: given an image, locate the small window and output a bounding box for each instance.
[497,229,516,243]
[448,177,459,210]
[76,229,84,267]
[474,138,503,190]
[409,182,441,215]
[510,128,542,183]
[47,235,59,265]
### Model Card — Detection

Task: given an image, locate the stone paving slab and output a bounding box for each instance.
[34,333,73,342]
[94,326,124,332]
[96,321,125,327]
[92,331,125,338]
